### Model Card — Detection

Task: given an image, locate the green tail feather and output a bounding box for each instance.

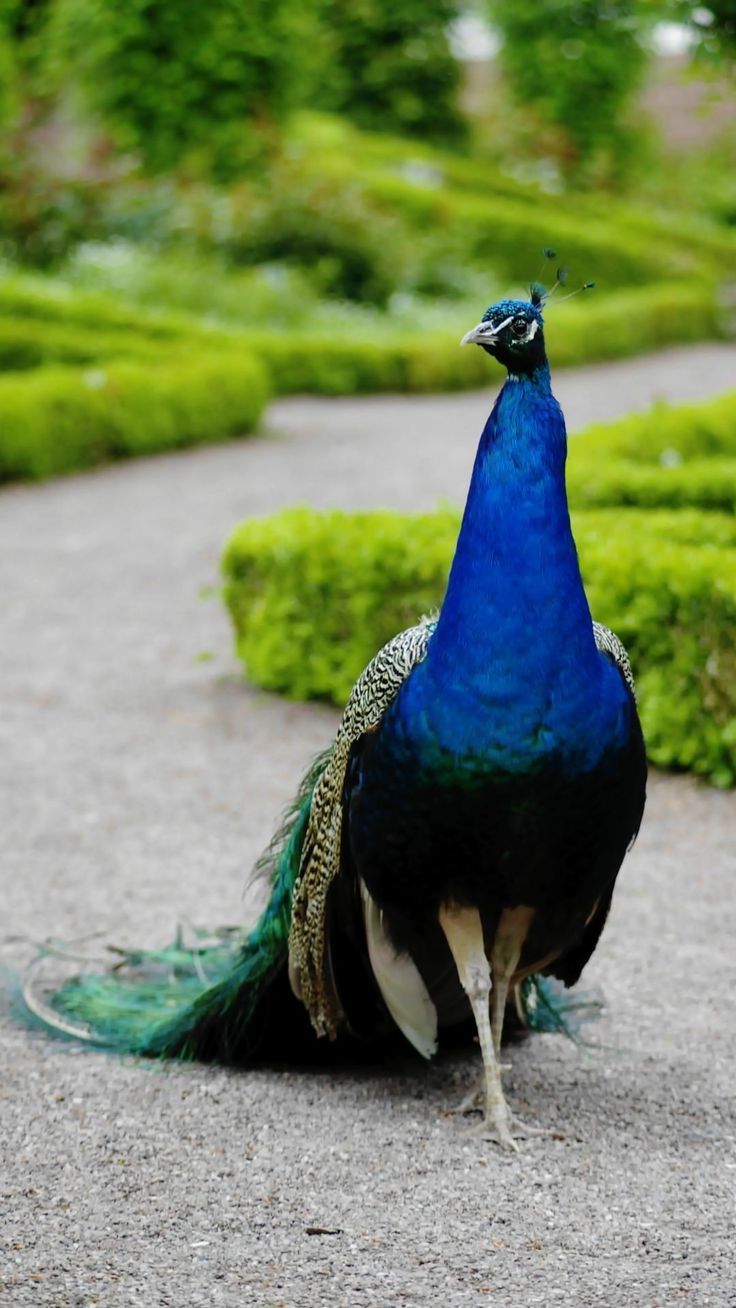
[25,751,330,1061]
[517,974,604,1043]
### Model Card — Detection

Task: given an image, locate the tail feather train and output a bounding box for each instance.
[22,754,327,1062]
[17,743,603,1062]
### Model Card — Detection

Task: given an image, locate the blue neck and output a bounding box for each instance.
[402,365,615,763]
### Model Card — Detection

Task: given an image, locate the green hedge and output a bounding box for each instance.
[222,505,736,786]
[0,316,167,371]
[242,281,728,396]
[545,284,728,368]
[573,389,736,462]
[0,278,193,340]
[0,353,269,480]
[1,274,729,394]
[568,389,736,513]
[295,114,736,276]
[349,170,685,287]
[570,457,736,514]
[0,275,729,482]
[306,148,730,289]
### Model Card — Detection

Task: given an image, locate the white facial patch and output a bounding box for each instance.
[489,315,514,335]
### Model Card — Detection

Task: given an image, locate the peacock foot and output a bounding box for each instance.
[463,1101,520,1152]
[453,1065,512,1116]
[461,1102,553,1150]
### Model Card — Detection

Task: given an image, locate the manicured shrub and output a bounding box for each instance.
[243,281,728,395]
[546,283,728,367]
[293,113,736,275]
[0,351,269,480]
[226,163,413,306]
[573,389,736,463]
[0,316,160,370]
[569,457,736,514]
[222,504,736,785]
[0,272,728,398]
[0,277,194,339]
[568,388,736,513]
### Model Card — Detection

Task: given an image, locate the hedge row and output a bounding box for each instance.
[568,389,736,513]
[222,505,736,786]
[0,353,269,481]
[342,164,716,287]
[0,277,729,481]
[296,114,736,278]
[315,153,730,289]
[0,316,163,371]
[0,279,192,340]
[244,282,728,395]
[573,389,736,462]
[2,279,726,395]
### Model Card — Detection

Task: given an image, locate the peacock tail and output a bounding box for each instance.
[516,974,604,1042]
[23,751,329,1061]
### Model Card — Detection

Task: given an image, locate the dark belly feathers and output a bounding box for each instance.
[346,704,646,996]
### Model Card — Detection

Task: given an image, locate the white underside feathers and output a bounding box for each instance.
[359,879,438,1060]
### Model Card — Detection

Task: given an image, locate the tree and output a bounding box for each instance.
[486,0,650,183]
[645,1,736,64]
[49,0,329,179]
[318,0,466,144]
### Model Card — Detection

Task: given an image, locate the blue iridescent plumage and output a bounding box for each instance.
[398,356,631,770]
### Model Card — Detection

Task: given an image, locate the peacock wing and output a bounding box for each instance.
[288,616,436,1039]
[592,621,636,698]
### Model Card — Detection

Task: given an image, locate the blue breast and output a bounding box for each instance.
[389,366,632,777]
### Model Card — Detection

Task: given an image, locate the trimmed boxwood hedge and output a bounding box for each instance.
[0,277,730,481]
[314,157,725,290]
[241,282,729,396]
[568,389,736,513]
[0,352,269,481]
[0,317,164,371]
[223,504,736,785]
[0,279,729,395]
[295,114,736,283]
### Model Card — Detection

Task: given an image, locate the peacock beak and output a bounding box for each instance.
[460,321,499,347]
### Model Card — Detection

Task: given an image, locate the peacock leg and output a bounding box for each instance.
[490,906,535,1060]
[489,906,551,1138]
[438,903,517,1151]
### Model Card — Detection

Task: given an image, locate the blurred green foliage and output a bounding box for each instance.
[486,0,650,185]
[314,0,465,143]
[0,29,17,131]
[224,160,412,305]
[50,0,325,178]
[568,390,736,511]
[44,0,465,177]
[646,1,736,63]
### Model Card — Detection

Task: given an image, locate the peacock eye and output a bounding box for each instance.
[510,318,527,338]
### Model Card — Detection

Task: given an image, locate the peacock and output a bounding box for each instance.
[24,285,647,1151]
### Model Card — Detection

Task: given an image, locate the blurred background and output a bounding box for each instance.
[1,2,736,784]
[0,0,735,413]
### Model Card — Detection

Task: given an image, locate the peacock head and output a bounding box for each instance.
[460,296,546,377]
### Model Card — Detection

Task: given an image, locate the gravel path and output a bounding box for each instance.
[2,344,736,1308]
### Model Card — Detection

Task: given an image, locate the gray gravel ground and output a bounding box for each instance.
[2,344,736,1308]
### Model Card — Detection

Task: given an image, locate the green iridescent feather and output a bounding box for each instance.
[29,751,330,1060]
[517,974,604,1041]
